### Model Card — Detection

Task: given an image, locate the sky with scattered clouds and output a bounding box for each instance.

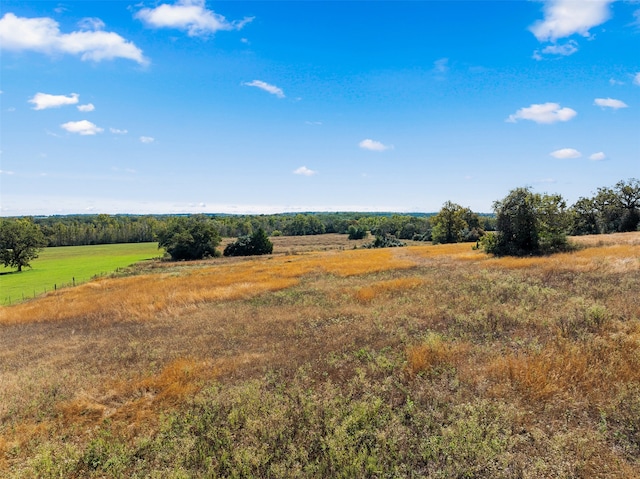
[1,0,638,215]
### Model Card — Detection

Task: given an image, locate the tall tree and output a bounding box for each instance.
[614,178,640,232]
[571,196,599,235]
[485,187,571,256]
[431,201,468,244]
[0,218,47,272]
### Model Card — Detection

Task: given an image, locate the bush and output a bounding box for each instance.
[362,234,406,249]
[486,187,571,256]
[157,216,221,260]
[224,228,273,257]
[347,225,368,240]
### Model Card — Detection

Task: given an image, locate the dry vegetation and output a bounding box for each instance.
[1,232,639,477]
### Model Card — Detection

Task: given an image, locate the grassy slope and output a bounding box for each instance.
[1,233,639,477]
[0,243,161,305]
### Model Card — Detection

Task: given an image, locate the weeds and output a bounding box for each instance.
[1,232,640,477]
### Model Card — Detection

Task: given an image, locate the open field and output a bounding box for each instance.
[1,232,639,477]
[0,235,371,306]
[0,243,162,306]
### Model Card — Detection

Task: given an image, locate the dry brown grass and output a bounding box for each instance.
[0,245,415,325]
[353,276,425,303]
[1,232,640,477]
[488,331,640,405]
[406,334,472,376]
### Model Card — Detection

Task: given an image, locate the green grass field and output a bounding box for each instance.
[0,243,161,305]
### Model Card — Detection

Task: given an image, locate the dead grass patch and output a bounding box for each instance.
[406,334,472,377]
[405,242,482,261]
[488,333,640,406]
[353,277,424,303]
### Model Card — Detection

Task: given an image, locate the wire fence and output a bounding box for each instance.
[1,269,124,306]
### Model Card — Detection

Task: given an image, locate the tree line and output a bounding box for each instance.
[28,212,447,247]
[0,178,637,269]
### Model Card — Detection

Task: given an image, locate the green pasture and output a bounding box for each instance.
[0,243,161,305]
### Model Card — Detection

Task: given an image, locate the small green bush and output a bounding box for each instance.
[347,225,368,240]
[362,234,406,249]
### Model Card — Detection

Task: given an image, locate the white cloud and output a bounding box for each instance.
[507,102,577,124]
[432,58,449,76]
[594,98,628,109]
[0,169,15,175]
[0,13,147,64]
[29,92,78,110]
[78,17,106,31]
[530,0,614,42]
[110,128,128,134]
[550,148,582,159]
[60,120,103,135]
[136,0,253,37]
[540,40,579,57]
[243,80,285,98]
[634,72,640,86]
[589,152,607,161]
[293,166,317,176]
[77,103,95,112]
[140,136,155,143]
[359,139,392,151]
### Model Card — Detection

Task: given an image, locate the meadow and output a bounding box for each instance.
[0,243,161,306]
[1,232,639,477]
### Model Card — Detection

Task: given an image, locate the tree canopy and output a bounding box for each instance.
[484,187,571,256]
[223,228,274,257]
[0,218,47,272]
[157,216,221,260]
[571,178,640,235]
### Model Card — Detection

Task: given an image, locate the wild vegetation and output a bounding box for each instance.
[1,232,639,477]
[157,216,221,261]
[223,228,274,257]
[483,187,573,257]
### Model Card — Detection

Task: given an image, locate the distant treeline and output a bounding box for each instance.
[33,213,494,247]
[11,178,639,247]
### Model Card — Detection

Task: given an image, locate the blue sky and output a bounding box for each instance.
[1,0,639,215]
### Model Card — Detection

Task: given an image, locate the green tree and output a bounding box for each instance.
[157,216,221,260]
[431,201,468,244]
[614,178,640,232]
[537,193,571,253]
[593,186,624,233]
[571,179,639,234]
[347,224,368,240]
[0,218,46,272]
[485,187,571,256]
[224,228,273,257]
[571,196,599,235]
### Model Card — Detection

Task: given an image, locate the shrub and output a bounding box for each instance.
[347,225,368,240]
[362,234,406,249]
[224,228,273,257]
[157,216,221,260]
[486,187,571,256]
